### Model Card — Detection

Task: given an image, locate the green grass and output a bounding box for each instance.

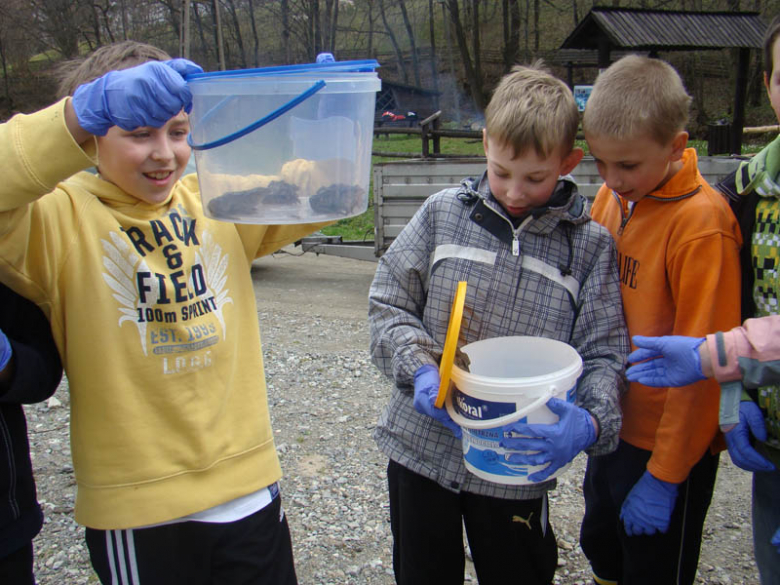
[321,133,770,240]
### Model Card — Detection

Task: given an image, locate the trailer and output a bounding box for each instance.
[299,155,745,261]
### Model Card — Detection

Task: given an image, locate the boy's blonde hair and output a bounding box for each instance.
[582,54,691,146]
[56,41,171,98]
[485,61,579,159]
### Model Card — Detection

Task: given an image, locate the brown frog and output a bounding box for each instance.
[208,181,300,219]
[308,184,365,216]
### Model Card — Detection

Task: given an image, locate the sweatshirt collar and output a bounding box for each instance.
[640,148,702,202]
[68,171,175,210]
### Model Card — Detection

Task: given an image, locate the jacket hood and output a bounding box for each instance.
[458,171,590,233]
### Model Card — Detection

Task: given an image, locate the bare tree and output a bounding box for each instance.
[398,0,421,86]
[29,0,90,58]
[445,0,487,111]
[223,0,247,68]
[246,0,260,66]
[503,0,520,70]
[378,0,409,83]
[281,0,290,62]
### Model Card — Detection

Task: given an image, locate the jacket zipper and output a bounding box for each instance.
[612,191,636,235]
[511,216,534,256]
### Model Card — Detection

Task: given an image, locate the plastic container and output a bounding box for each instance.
[186,60,381,224]
[446,336,583,485]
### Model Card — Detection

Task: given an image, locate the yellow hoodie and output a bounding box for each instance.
[0,99,328,529]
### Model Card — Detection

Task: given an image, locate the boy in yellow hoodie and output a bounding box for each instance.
[0,40,330,584]
[580,55,742,585]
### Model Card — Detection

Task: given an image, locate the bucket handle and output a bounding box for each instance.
[187,79,327,151]
[445,385,555,431]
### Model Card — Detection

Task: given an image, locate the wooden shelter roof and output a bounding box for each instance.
[561,7,766,52]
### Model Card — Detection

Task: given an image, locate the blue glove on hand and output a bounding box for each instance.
[72,58,204,135]
[413,364,461,439]
[772,526,780,554]
[626,335,706,387]
[620,470,679,536]
[499,397,596,482]
[0,328,11,371]
[724,401,776,472]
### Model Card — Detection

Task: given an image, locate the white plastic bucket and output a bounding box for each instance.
[446,336,583,485]
[186,61,381,224]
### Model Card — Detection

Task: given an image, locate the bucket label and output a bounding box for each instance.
[453,389,516,421]
[462,428,530,478]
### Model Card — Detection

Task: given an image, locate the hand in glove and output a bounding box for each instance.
[72,59,204,135]
[772,526,780,554]
[620,470,679,536]
[626,335,706,388]
[413,365,461,439]
[499,397,596,482]
[724,401,776,472]
[0,328,11,371]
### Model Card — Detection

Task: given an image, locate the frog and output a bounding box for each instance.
[308,184,365,216]
[208,180,300,219]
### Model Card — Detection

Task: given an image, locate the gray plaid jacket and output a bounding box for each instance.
[368,173,628,499]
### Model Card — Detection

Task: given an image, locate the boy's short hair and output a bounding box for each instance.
[56,41,171,98]
[764,15,780,77]
[484,61,579,159]
[582,55,691,146]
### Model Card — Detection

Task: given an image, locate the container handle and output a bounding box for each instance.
[187,79,326,151]
[445,385,554,431]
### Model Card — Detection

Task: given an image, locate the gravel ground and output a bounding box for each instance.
[26,248,760,584]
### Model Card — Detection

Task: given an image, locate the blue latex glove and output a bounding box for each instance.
[316,52,335,63]
[620,470,679,536]
[772,526,780,554]
[724,401,776,472]
[413,365,461,439]
[72,58,204,135]
[626,335,706,387]
[499,397,596,482]
[0,328,11,371]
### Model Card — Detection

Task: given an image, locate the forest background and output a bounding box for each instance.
[0,0,778,140]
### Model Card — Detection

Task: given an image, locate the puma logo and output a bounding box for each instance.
[512,512,534,529]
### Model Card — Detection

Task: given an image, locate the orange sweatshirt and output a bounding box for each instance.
[590,148,741,483]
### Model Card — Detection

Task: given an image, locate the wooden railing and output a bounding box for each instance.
[373,111,483,159]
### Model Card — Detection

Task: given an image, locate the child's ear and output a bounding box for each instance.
[560,147,584,176]
[669,131,688,162]
[482,128,489,155]
[765,71,772,98]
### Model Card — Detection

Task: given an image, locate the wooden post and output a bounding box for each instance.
[420,111,442,158]
[433,115,442,155]
[732,48,750,155]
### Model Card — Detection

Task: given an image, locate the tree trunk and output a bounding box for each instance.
[192,2,210,65]
[533,0,539,53]
[0,30,10,105]
[224,0,246,68]
[471,0,482,86]
[247,0,259,66]
[180,0,191,58]
[281,0,290,63]
[211,0,226,70]
[119,0,128,40]
[312,0,321,57]
[503,0,520,70]
[398,0,420,87]
[429,0,439,98]
[378,0,409,84]
[446,0,486,112]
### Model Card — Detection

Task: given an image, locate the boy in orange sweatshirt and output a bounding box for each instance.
[580,55,742,585]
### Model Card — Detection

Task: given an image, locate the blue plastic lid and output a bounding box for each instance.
[186,59,379,81]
